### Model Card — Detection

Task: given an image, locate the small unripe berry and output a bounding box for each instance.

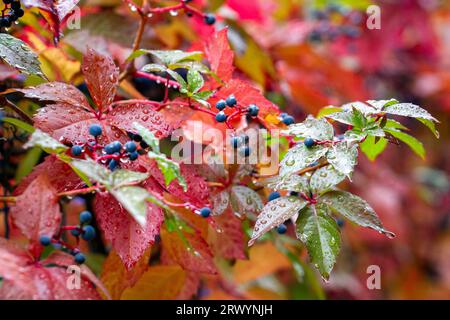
[268,191,280,201]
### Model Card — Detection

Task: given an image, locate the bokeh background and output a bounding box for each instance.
[1,0,450,299]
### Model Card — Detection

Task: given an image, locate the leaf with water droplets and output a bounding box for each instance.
[319,190,395,238]
[0,34,45,78]
[295,205,341,280]
[280,144,328,176]
[310,165,346,193]
[94,192,162,270]
[230,185,263,218]
[249,196,307,246]
[326,142,358,177]
[360,135,388,161]
[109,186,150,227]
[82,48,119,111]
[208,211,246,260]
[24,129,68,154]
[341,101,378,116]
[259,174,310,194]
[187,69,204,94]
[283,116,334,140]
[211,190,230,216]
[10,174,61,244]
[147,151,187,191]
[382,102,438,122]
[134,122,159,153]
[148,50,203,67]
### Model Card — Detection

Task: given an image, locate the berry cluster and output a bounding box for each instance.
[231,134,251,158]
[70,124,148,171]
[307,4,362,43]
[39,210,96,264]
[280,113,295,125]
[0,0,24,29]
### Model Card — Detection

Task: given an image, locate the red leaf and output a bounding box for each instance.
[204,28,235,86]
[149,163,210,208]
[14,155,84,195]
[81,48,119,111]
[161,228,217,274]
[107,102,173,138]
[13,82,91,110]
[94,192,163,270]
[42,251,110,299]
[10,173,61,243]
[208,211,246,260]
[0,238,32,285]
[176,271,200,300]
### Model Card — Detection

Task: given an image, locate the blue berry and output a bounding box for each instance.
[304,137,315,148]
[79,211,92,224]
[39,235,52,246]
[280,113,289,119]
[74,252,86,264]
[129,151,139,161]
[89,124,102,137]
[282,115,295,125]
[71,145,83,156]
[111,141,122,152]
[336,218,345,228]
[216,100,226,111]
[81,225,96,241]
[239,146,251,157]
[215,111,227,123]
[231,136,242,149]
[124,141,137,153]
[200,207,211,218]
[225,95,237,107]
[104,143,116,154]
[277,224,288,234]
[204,13,216,25]
[109,159,118,171]
[247,104,259,117]
[268,191,280,201]
[71,228,81,237]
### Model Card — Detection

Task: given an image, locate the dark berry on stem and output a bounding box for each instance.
[125,141,137,153]
[247,104,259,117]
[277,224,288,234]
[89,124,102,137]
[225,95,237,107]
[140,140,149,149]
[79,210,92,224]
[71,228,81,237]
[200,207,211,218]
[242,134,249,143]
[282,115,295,125]
[336,218,345,228]
[74,252,86,264]
[39,235,52,246]
[104,143,116,154]
[71,145,83,156]
[216,100,226,111]
[268,191,280,201]
[231,136,241,149]
[14,8,24,18]
[0,17,12,28]
[215,111,227,122]
[304,137,315,148]
[133,134,143,142]
[111,141,122,152]
[204,13,216,25]
[239,146,251,157]
[11,1,21,10]
[129,151,139,161]
[81,225,96,241]
[109,159,118,171]
[289,191,299,197]
[3,0,12,4]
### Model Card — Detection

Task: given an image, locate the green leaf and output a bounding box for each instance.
[326,111,355,126]
[316,106,342,119]
[2,117,35,133]
[283,117,334,140]
[319,190,395,238]
[140,63,168,73]
[342,101,377,116]
[15,147,42,183]
[110,170,149,187]
[0,34,46,78]
[192,90,214,101]
[417,118,439,138]
[110,186,150,227]
[147,151,187,191]
[148,50,203,67]
[24,129,68,154]
[166,69,188,93]
[296,205,341,280]
[133,122,159,153]
[280,144,328,176]
[310,165,346,193]
[259,174,310,194]
[360,136,388,161]
[249,196,307,246]
[382,103,438,122]
[187,69,204,93]
[229,185,263,218]
[384,129,425,159]
[326,142,358,177]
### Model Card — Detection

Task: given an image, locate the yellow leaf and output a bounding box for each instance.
[121,265,186,300]
[233,242,290,284]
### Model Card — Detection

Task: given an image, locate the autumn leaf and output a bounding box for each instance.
[10,173,61,244]
[204,28,235,87]
[208,211,246,260]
